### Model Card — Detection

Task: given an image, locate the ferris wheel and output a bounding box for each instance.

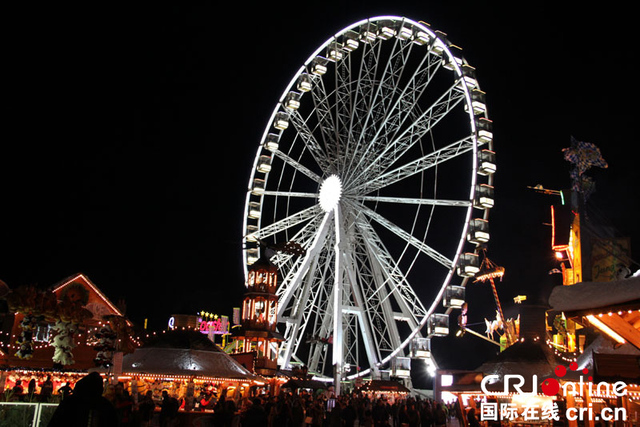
[242,16,496,383]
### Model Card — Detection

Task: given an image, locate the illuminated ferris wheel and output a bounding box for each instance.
[242,16,496,384]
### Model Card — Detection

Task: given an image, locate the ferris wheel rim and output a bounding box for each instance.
[241,15,494,379]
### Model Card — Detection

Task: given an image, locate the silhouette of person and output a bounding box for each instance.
[48,371,117,427]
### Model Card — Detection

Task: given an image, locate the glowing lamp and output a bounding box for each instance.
[319,175,342,212]
[441,374,454,387]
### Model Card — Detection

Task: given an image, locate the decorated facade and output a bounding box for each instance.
[0,273,136,394]
[229,256,284,377]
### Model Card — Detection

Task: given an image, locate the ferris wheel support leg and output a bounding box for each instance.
[279,212,333,370]
[332,206,346,396]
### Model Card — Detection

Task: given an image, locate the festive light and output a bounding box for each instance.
[586,315,626,344]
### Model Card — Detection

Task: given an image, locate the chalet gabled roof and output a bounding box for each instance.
[52,273,124,315]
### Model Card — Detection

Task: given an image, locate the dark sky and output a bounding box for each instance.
[2,2,638,368]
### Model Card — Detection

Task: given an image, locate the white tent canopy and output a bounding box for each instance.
[118,329,259,381]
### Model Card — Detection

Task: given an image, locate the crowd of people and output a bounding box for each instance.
[233,390,462,427]
[46,372,181,427]
[40,375,467,427]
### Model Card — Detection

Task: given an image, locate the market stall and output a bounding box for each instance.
[109,329,264,414]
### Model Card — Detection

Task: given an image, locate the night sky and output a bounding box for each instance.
[2,2,638,369]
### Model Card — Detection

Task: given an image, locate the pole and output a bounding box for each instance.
[333,206,344,396]
[489,278,514,345]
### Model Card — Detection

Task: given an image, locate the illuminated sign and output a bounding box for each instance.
[199,315,229,335]
[232,307,240,326]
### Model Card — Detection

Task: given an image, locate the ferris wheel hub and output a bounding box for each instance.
[319,174,342,212]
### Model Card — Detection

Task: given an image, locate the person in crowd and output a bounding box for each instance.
[40,375,54,401]
[199,390,215,410]
[342,398,357,427]
[290,396,306,427]
[114,382,134,426]
[27,379,37,399]
[361,408,374,427]
[467,407,481,427]
[47,371,118,426]
[406,401,421,427]
[159,390,179,427]
[241,397,268,426]
[328,398,343,427]
[57,382,73,400]
[11,379,24,400]
[434,402,447,427]
[137,390,156,427]
[372,398,390,426]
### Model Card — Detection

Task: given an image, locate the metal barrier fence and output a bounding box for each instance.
[0,402,58,427]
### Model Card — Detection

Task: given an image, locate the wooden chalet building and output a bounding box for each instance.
[0,273,134,393]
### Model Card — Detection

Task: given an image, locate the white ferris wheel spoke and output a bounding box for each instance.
[358,203,453,269]
[352,210,428,321]
[261,190,318,199]
[272,148,323,183]
[344,38,409,172]
[359,195,472,208]
[280,245,331,371]
[348,81,467,187]
[350,135,475,196]
[304,76,342,173]
[247,204,322,243]
[276,210,333,319]
[346,43,443,182]
[287,108,335,175]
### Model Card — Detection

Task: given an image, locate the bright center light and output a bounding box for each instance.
[319,175,342,212]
